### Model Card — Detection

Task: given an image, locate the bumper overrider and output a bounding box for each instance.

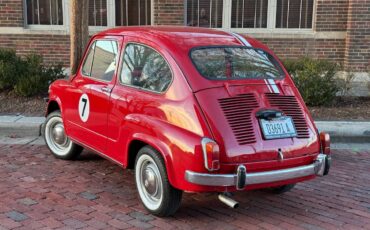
[185,154,331,190]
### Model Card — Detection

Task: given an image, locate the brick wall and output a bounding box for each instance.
[261,38,346,65]
[153,0,184,25]
[0,0,24,27]
[344,0,370,72]
[315,0,349,31]
[0,0,368,74]
[0,34,70,66]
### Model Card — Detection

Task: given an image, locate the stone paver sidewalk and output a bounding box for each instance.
[0,143,369,229]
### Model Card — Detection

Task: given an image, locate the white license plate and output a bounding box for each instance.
[260,116,297,140]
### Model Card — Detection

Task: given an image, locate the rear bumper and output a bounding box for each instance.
[185,154,331,190]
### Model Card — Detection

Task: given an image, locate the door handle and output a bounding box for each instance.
[101,86,112,93]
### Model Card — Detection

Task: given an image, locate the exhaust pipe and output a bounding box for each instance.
[218,194,239,209]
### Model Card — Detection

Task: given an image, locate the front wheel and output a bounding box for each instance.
[43,111,83,160]
[135,146,182,216]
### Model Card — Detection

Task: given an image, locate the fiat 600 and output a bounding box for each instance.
[43,26,331,216]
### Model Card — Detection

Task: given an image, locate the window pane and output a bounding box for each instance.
[26,0,63,25]
[231,0,268,28]
[276,0,314,28]
[120,44,172,92]
[190,47,284,80]
[82,42,96,76]
[89,0,108,26]
[115,0,151,26]
[90,40,119,81]
[187,0,223,28]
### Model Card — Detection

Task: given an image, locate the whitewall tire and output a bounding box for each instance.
[43,111,83,160]
[135,146,182,216]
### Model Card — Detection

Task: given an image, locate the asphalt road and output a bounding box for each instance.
[0,140,369,229]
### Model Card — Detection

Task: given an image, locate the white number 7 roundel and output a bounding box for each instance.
[78,94,90,122]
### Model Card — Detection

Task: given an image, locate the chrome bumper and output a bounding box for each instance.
[185,154,331,189]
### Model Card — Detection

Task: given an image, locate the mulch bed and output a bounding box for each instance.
[309,97,370,121]
[1,91,369,120]
[0,91,46,116]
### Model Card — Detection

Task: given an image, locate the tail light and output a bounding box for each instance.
[201,138,220,171]
[320,132,330,155]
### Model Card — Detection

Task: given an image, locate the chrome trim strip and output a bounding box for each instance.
[185,154,326,187]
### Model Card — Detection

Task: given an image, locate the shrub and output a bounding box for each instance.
[0,49,24,90]
[0,48,65,97]
[283,57,340,106]
[14,54,65,97]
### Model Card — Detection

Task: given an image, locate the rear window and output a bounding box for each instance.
[190,46,284,80]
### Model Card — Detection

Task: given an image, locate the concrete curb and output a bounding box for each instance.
[0,116,45,137]
[315,121,370,143]
[0,116,369,143]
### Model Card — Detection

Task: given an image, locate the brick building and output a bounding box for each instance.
[0,0,369,94]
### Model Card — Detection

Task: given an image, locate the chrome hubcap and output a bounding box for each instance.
[52,123,66,145]
[143,165,158,196]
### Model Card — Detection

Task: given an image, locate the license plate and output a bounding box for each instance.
[260,116,297,140]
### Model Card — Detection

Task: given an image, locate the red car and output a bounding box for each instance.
[43,26,331,216]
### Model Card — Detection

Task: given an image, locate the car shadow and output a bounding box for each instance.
[75,150,105,162]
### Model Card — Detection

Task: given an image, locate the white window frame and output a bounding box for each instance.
[88,0,155,33]
[23,0,154,33]
[186,0,316,34]
[23,0,68,30]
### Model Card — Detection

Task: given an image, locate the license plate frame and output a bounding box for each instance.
[259,116,297,140]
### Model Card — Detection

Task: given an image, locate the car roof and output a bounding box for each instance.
[96,26,253,48]
[96,26,275,92]
[99,26,231,38]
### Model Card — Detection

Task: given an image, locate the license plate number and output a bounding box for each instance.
[260,116,297,140]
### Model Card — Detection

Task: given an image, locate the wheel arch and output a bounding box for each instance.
[46,97,63,116]
[46,100,60,115]
[126,134,176,186]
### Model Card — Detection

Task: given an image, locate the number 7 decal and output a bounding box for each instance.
[78,94,90,122]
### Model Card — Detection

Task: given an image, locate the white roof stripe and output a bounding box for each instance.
[229,32,252,47]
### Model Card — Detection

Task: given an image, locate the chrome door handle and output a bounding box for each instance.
[101,86,112,93]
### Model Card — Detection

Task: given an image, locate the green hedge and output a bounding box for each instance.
[0,49,65,97]
[283,57,340,106]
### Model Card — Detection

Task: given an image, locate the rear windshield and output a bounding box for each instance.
[190,46,284,80]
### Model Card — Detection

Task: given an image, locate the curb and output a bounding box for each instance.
[0,116,369,143]
[315,121,370,143]
[0,116,45,137]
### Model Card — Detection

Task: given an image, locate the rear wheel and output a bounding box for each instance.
[135,146,182,216]
[270,184,296,194]
[43,111,83,160]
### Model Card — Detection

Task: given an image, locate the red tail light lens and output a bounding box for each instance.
[201,138,220,171]
[320,132,331,155]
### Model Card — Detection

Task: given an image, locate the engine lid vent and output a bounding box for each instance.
[266,93,310,139]
[219,94,259,145]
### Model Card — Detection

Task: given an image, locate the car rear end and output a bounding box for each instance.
[182,41,331,192]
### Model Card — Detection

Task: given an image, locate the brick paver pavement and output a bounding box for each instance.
[0,143,369,230]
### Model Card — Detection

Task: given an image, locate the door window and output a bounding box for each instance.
[120,43,172,92]
[81,40,119,82]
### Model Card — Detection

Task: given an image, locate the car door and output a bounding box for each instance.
[65,36,122,154]
[107,38,173,163]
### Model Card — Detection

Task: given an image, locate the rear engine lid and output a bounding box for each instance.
[195,83,319,164]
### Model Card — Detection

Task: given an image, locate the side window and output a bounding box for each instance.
[82,42,95,76]
[81,40,119,82]
[120,43,172,92]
